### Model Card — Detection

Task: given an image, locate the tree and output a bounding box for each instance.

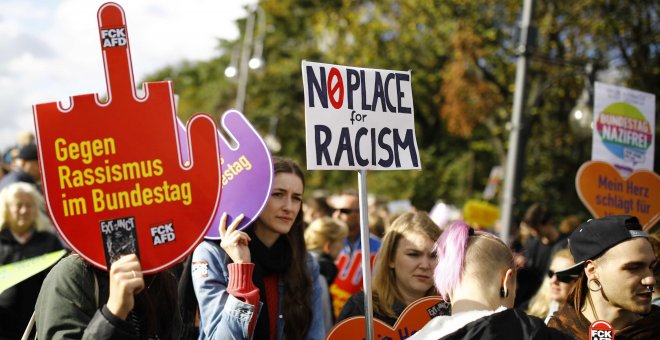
[146,0,659,221]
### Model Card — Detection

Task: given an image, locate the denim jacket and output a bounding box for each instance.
[192,240,325,340]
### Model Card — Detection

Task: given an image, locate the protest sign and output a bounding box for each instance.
[326,296,449,340]
[32,3,222,273]
[592,82,655,174]
[576,161,659,229]
[303,61,424,339]
[175,110,273,239]
[463,199,500,229]
[0,250,67,294]
[302,61,421,170]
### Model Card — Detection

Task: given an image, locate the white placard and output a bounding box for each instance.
[302,61,421,170]
[592,82,655,174]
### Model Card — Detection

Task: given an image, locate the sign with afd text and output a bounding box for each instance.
[592,82,655,174]
[175,110,274,239]
[589,320,614,340]
[302,61,421,170]
[32,3,222,273]
[326,296,450,340]
[576,161,659,229]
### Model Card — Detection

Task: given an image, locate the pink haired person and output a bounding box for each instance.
[411,221,569,339]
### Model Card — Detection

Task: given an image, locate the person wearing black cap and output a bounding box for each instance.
[548,215,659,339]
[0,143,40,192]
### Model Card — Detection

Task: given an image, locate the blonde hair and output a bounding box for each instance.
[373,211,441,318]
[0,182,53,233]
[304,217,348,251]
[527,276,552,318]
[526,248,574,318]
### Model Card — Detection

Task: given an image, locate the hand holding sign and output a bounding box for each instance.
[33,3,222,273]
[219,213,251,263]
[106,254,144,320]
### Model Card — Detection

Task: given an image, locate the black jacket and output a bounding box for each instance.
[0,229,62,340]
[413,308,571,340]
[35,254,181,340]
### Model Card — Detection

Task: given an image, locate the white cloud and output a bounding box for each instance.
[0,0,255,151]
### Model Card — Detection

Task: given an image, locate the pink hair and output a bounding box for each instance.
[433,220,471,300]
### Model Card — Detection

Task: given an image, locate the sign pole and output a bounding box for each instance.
[358,169,374,340]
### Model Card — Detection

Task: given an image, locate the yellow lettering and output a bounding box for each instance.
[92,189,105,212]
[152,159,163,176]
[55,138,68,161]
[58,165,72,189]
[181,182,191,205]
[52,137,116,164]
[239,155,252,170]
[86,181,192,212]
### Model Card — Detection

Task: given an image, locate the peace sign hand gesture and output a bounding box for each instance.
[219,213,251,264]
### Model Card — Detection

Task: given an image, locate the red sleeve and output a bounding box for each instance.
[227,263,260,336]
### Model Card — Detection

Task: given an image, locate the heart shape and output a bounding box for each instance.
[576,161,659,229]
[326,296,449,340]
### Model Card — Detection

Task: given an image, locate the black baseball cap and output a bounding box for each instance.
[17,144,38,161]
[555,215,647,278]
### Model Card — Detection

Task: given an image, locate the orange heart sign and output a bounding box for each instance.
[576,161,659,229]
[32,3,222,273]
[326,296,449,340]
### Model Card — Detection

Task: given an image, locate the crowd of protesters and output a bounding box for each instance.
[1,131,658,339]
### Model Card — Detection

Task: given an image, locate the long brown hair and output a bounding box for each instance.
[372,211,441,318]
[272,156,312,340]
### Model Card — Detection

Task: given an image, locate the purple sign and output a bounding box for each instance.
[178,110,273,239]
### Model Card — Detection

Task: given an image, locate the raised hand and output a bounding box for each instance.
[106,254,145,320]
[219,213,251,264]
[32,3,222,273]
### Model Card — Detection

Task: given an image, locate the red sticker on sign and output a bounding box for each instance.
[590,320,614,340]
[32,3,222,274]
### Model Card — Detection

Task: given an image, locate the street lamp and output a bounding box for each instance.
[569,63,596,139]
[569,97,594,139]
[224,46,240,78]
[224,5,266,113]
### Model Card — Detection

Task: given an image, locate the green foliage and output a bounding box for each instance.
[145,0,659,222]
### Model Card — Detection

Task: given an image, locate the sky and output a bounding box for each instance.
[0,0,256,151]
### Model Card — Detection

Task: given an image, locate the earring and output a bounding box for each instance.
[587,278,602,292]
[499,287,508,298]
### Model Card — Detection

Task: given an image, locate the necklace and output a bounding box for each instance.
[586,293,599,320]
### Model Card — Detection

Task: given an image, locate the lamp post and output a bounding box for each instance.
[224,5,265,113]
[499,0,534,245]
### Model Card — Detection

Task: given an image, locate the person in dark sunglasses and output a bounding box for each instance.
[527,249,577,323]
[327,192,381,319]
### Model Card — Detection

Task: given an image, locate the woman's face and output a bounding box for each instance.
[549,256,576,303]
[8,191,37,235]
[258,172,303,235]
[390,231,437,304]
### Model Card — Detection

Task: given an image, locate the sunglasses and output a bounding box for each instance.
[547,270,578,283]
[334,207,358,215]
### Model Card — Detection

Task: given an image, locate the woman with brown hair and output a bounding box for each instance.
[192,157,323,339]
[336,211,447,326]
